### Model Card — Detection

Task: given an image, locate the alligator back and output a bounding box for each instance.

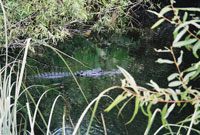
[75,68,103,77]
[31,68,122,79]
[32,72,72,79]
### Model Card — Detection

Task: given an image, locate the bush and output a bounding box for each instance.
[79,1,200,134]
[0,0,151,47]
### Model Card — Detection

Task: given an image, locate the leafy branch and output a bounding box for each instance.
[102,2,200,134]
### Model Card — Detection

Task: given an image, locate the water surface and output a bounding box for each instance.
[27,34,184,135]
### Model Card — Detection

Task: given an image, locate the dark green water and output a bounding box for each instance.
[26,35,195,135]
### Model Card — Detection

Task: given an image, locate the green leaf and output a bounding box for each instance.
[105,93,128,112]
[183,71,196,83]
[184,62,200,72]
[168,73,179,81]
[183,12,188,22]
[177,50,184,66]
[160,6,172,16]
[173,30,179,40]
[147,10,163,18]
[147,80,161,92]
[151,19,165,29]
[193,40,200,58]
[179,103,187,112]
[189,20,200,28]
[176,7,200,12]
[117,97,132,117]
[173,38,197,48]
[156,58,174,64]
[161,104,168,127]
[118,66,139,94]
[141,105,149,117]
[168,81,182,87]
[146,103,153,130]
[191,66,200,80]
[164,103,175,119]
[197,30,200,36]
[126,96,140,124]
[173,26,188,43]
[154,47,170,52]
[181,90,188,101]
[174,21,200,43]
[168,88,178,101]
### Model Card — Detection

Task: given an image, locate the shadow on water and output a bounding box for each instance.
[26,34,196,135]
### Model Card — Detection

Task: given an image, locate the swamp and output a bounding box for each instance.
[0,0,200,135]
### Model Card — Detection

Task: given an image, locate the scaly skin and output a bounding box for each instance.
[32,68,121,79]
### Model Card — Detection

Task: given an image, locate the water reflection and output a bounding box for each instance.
[27,35,171,134]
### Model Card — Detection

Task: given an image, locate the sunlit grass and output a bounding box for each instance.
[0,39,72,134]
[0,38,31,134]
[0,1,71,132]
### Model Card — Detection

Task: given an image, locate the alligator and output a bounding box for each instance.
[32,68,122,79]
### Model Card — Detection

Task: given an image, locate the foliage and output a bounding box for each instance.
[0,38,70,134]
[0,38,30,134]
[0,1,71,134]
[0,0,155,47]
[76,0,200,135]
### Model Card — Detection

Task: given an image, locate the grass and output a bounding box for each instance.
[0,1,30,134]
[0,38,72,134]
[2,0,200,134]
[0,38,30,134]
[0,1,70,133]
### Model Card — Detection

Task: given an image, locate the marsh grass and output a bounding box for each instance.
[0,39,74,135]
[72,85,129,135]
[0,1,31,134]
[0,1,72,134]
[0,38,31,134]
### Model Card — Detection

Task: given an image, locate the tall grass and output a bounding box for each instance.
[0,6,89,134]
[0,0,30,134]
[0,39,69,135]
[0,1,68,134]
[0,38,31,134]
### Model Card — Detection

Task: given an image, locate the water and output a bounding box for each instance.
[26,34,194,134]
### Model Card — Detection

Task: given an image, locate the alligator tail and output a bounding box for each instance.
[32,72,72,79]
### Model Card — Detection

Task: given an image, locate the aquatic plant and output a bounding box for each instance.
[74,1,200,135]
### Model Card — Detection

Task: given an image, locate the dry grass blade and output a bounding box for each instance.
[0,38,31,135]
[72,96,101,135]
[47,95,62,135]
[101,113,107,135]
[13,38,31,134]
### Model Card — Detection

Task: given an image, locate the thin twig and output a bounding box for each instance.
[121,87,199,104]
[170,46,184,81]
[170,1,200,41]
[68,114,75,129]
[100,113,107,135]
[62,106,66,135]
